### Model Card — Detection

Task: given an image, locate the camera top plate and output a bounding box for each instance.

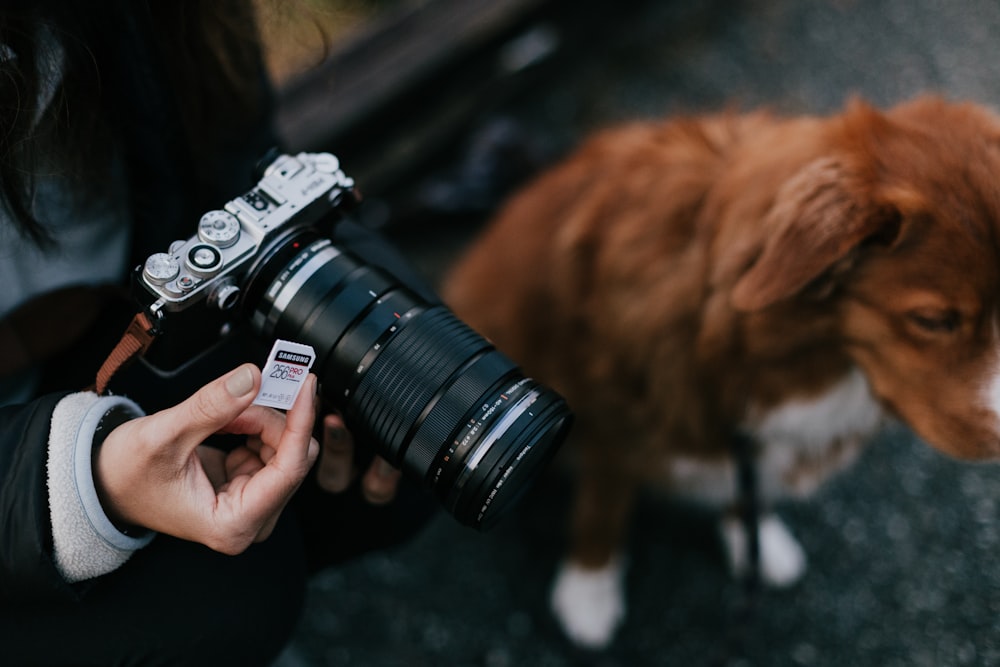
[138,152,355,315]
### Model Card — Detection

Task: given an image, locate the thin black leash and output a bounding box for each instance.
[711,431,762,666]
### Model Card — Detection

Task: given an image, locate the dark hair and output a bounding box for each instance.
[0,0,270,247]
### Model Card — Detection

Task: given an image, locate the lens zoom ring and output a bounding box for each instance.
[403,351,517,480]
[361,331,465,454]
[360,314,483,456]
[349,307,488,459]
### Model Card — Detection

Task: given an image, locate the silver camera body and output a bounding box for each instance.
[138,152,355,321]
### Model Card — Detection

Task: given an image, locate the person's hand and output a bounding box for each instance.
[94,363,319,554]
[314,413,402,504]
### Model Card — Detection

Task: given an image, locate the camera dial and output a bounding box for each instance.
[198,210,241,248]
[143,253,180,285]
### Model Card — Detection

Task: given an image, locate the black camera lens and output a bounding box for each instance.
[245,232,572,529]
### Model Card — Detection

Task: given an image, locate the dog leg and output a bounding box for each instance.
[718,512,807,588]
[551,467,637,649]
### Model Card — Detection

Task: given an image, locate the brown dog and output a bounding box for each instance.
[441,96,1000,647]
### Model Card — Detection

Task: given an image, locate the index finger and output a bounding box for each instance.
[236,374,320,522]
[132,364,261,461]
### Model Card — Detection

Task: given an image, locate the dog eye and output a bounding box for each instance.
[906,308,961,334]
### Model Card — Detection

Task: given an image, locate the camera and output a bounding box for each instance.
[135,151,572,529]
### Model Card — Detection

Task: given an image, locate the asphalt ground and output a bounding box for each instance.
[274,1,1000,665]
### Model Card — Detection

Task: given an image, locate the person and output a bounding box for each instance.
[0,1,437,664]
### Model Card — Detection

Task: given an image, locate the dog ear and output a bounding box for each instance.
[730,156,899,312]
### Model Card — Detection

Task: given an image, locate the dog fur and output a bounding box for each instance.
[441,96,1000,647]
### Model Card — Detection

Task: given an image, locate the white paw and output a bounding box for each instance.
[550,555,626,649]
[719,514,807,588]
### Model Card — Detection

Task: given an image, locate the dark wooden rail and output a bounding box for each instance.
[274,0,554,195]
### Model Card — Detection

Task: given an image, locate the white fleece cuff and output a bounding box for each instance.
[47,391,154,583]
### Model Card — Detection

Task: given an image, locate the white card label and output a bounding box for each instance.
[253,340,316,410]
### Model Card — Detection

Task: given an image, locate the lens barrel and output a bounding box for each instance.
[246,233,571,529]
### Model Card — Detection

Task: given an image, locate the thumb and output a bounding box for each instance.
[146,363,261,455]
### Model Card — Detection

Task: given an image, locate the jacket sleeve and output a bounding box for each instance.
[0,391,152,602]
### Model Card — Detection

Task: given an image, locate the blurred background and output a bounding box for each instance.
[260,1,1000,665]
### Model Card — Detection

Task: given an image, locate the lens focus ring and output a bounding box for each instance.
[348,306,490,462]
[404,350,518,482]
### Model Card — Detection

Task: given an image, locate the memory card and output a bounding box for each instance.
[253,339,316,410]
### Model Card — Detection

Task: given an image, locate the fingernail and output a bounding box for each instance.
[376,458,396,479]
[326,425,346,442]
[317,453,351,492]
[226,366,255,397]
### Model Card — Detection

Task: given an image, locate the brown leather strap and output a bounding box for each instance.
[94,311,159,394]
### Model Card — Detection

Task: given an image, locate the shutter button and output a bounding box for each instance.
[186,244,223,277]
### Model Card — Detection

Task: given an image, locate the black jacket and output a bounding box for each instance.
[0,392,73,601]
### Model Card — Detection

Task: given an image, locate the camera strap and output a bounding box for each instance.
[93,311,159,394]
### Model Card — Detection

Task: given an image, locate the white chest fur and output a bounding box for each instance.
[665,368,884,505]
